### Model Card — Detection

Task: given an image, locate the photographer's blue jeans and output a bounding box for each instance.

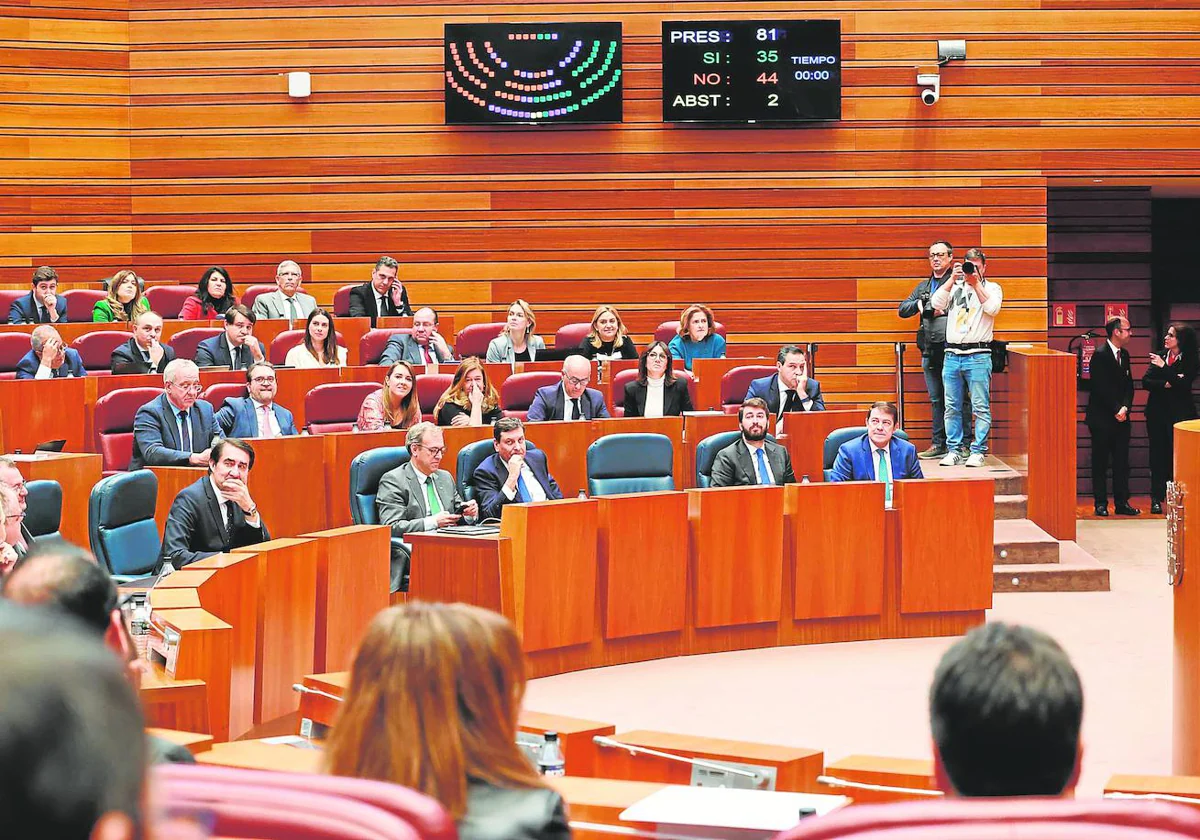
[921,354,946,449]
[943,352,992,454]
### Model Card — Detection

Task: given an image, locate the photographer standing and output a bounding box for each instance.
[931,248,1003,468]
[899,241,957,460]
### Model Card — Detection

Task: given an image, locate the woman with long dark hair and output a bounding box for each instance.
[623,340,694,418]
[1143,322,1198,512]
[179,267,237,320]
[285,308,346,368]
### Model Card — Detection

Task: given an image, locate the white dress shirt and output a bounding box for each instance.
[744,440,775,485]
[643,377,665,418]
[501,461,549,502]
[1108,340,1121,363]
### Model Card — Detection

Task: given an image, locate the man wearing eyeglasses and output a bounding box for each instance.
[527,355,610,422]
[0,458,34,557]
[899,240,958,460]
[214,362,299,438]
[375,422,479,592]
[130,359,224,470]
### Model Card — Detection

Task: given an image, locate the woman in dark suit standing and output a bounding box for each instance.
[623,341,694,418]
[1143,323,1198,513]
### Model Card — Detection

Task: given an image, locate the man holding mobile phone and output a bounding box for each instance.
[931,247,1003,468]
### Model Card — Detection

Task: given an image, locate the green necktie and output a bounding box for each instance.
[425,477,443,516]
[877,448,892,506]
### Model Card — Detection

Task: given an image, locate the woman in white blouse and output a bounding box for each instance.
[486,299,546,364]
[286,308,347,368]
[622,341,694,418]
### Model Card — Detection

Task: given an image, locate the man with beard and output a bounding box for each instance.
[710,397,796,487]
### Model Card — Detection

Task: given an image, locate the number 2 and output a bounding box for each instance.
[768,93,779,106]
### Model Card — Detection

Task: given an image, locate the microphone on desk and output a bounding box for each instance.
[292,683,343,703]
[592,736,767,788]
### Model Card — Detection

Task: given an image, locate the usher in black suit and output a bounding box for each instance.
[1086,341,1135,509]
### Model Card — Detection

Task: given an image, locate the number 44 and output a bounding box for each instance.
[756,72,778,84]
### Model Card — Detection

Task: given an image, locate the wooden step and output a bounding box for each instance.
[926,455,1024,496]
[993,542,1111,593]
[994,494,1028,520]
[994,519,1060,565]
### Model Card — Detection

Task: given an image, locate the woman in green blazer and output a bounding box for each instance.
[93,269,150,323]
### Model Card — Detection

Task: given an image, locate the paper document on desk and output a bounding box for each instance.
[619,786,848,836]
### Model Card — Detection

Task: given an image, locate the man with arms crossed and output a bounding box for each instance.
[376,422,479,592]
[472,417,563,520]
[160,437,268,569]
[130,358,223,470]
[710,397,796,487]
[932,247,1002,468]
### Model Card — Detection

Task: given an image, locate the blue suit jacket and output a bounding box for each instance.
[472,450,563,521]
[8,292,67,325]
[214,397,299,438]
[829,434,923,483]
[745,373,824,415]
[194,335,267,369]
[130,394,224,470]
[15,348,86,379]
[526,385,609,422]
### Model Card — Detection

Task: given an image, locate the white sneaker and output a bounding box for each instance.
[939,451,964,467]
[965,452,987,468]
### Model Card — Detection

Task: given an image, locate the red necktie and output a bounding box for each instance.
[423,346,434,365]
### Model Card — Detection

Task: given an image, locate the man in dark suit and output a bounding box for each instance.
[1086,316,1139,516]
[110,311,175,375]
[379,307,453,366]
[15,325,86,379]
[130,359,224,470]
[527,355,611,421]
[214,362,299,438]
[8,265,67,324]
[376,422,479,592]
[194,304,267,370]
[710,397,796,487]
[1,541,196,764]
[829,402,923,505]
[745,344,825,436]
[348,255,412,326]
[160,437,268,569]
[472,417,563,520]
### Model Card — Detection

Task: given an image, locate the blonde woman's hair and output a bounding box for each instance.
[586,304,628,349]
[504,299,536,342]
[434,357,500,419]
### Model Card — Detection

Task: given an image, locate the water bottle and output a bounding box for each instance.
[801,474,811,484]
[577,490,587,500]
[131,601,151,660]
[537,732,565,776]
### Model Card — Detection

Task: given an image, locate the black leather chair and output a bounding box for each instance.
[24,479,62,544]
[88,470,159,581]
[349,446,412,578]
[586,433,674,497]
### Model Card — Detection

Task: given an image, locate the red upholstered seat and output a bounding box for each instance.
[145,285,196,319]
[454,322,505,359]
[554,322,591,350]
[305,382,380,433]
[609,368,696,417]
[0,332,32,378]
[240,284,277,309]
[360,328,410,366]
[70,331,130,374]
[63,288,107,322]
[0,290,26,322]
[654,319,728,345]
[94,387,162,472]
[169,327,222,361]
[333,284,356,318]
[500,371,560,420]
[776,797,1200,840]
[416,373,454,422]
[202,382,247,407]
[720,364,774,414]
[154,764,455,840]
[269,329,346,365]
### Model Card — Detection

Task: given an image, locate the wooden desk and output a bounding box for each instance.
[238,434,327,538]
[197,739,323,773]
[595,730,824,793]
[299,525,390,673]
[140,662,209,735]
[11,451,102,546]
[681,411,741,489]
[821,755,937,804]
[523,420,593,498]
[691,357,773,411]
[1105,774,1200,809]
[146,727,215,756]
[322,429,407,528]
[0,321,127,343]
[228,538,319,725]
[145,607,234,741]
[779,409,864,483]
[0,377,88,453]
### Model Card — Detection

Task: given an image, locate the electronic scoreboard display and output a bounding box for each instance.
[661,20,841,123]
[444,22,623,125]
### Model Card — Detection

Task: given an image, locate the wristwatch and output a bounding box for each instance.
[245,507,258,518]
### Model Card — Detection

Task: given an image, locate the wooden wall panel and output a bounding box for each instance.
[5,0,1200,444]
